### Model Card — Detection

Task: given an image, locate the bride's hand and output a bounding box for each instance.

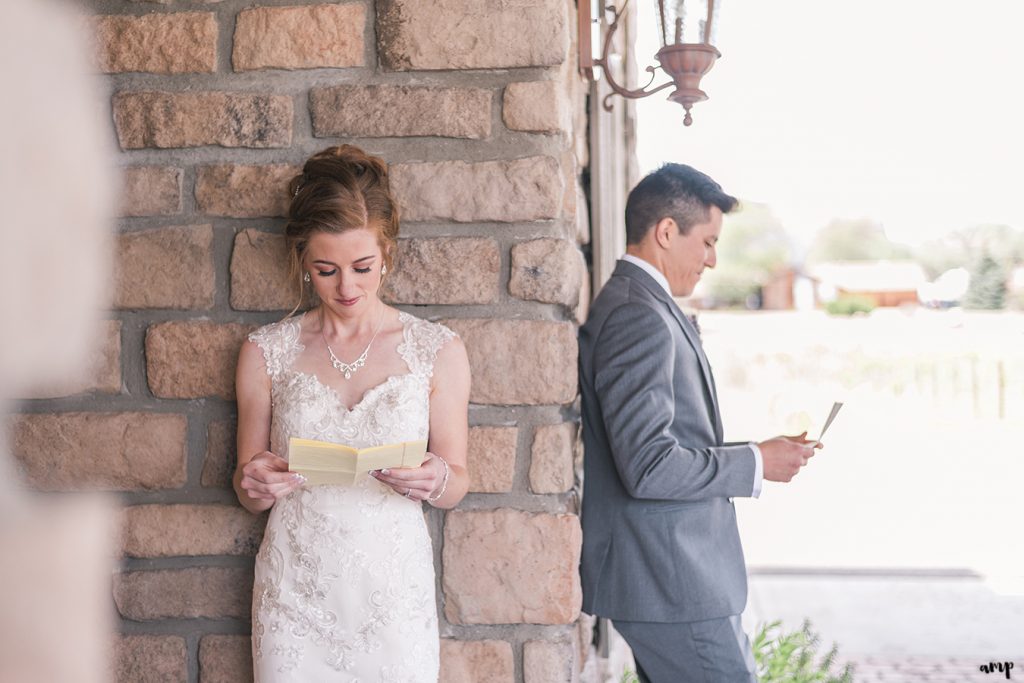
[371,452,446,502]
[239,451,305,502]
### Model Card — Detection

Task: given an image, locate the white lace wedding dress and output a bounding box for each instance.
[248,311,454,682]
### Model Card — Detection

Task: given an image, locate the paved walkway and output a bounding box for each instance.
[581,573,1024,682]
[745,573,1024,682]
[841,655,1013,682]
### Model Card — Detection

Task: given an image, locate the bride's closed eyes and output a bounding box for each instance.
[316,266,373,276]
[312,254,376,277]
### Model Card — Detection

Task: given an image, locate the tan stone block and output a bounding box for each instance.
[523,639,575,683]
[202,420,236,488]
[392,157,562,223]
[122,504,266,558]
[439,639,514,683]
[560,151,577,223]
[112,635,187,683]
[113,567,251,620]
[442,319,577,405]
[94,12,216,74]
[119,166,182,217]
[20,320,121,398]
[199,635,253,683]
[196,164,298,218]
[11,412,187,491]
[311,85,491,139]
[443,509,582,624]
[530,423,576,494]
[503,81,569,133]
[113,91,293,150]
[230,229,298,312]
[114,225,215,310]
[466,426,517,493]
[381,238,500,305]
[377,0,567,70]
[146,322,253,400]
[510,238,585,307]
[233,4,364,70]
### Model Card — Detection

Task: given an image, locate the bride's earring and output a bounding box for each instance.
[304,272,311,283]
[381,265,388,277]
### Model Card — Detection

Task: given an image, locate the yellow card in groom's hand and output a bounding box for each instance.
[288,437,428,486]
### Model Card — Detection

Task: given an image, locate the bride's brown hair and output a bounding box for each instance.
[284,145,399,315]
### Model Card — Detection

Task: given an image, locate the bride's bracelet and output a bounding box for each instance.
[427,455,450,504]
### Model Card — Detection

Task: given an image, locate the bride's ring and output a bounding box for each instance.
[403,488,413,498]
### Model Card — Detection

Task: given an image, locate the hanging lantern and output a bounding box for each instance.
[579,0,722,126]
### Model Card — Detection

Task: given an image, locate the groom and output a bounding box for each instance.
[579,164,818,682]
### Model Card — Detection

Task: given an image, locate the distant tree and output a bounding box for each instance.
[914,238,964,279]
[963,255,1007,310]
[806,218,910,264]
[703,201,793,307]
[915,224,1024,278]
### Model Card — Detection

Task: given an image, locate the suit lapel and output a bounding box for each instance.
[614,260,723,441]
[664,294,724,443]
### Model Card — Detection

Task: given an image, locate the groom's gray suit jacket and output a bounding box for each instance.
[579,260,757,623]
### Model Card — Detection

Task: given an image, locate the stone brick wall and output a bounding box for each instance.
[12,1,594,681]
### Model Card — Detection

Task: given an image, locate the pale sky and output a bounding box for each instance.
[634,0,1024,247]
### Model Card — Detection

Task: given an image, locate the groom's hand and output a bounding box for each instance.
[759,432,818,482]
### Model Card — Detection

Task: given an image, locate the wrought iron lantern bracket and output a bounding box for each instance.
[579,0,721,126]
[593,2,677,112]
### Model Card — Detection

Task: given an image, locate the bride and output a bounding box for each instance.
[233,145,470,681]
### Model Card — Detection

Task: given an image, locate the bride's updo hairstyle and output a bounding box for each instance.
[284,145,399,313]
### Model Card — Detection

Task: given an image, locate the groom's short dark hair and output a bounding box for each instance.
[625,163,737,245]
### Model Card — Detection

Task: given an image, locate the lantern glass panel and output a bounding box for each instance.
[656,0,720,47]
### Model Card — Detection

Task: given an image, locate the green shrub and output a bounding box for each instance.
[753,620,854,683]
[825,295,875,316]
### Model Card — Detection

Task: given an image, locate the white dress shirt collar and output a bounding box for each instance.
[621,254,673,298]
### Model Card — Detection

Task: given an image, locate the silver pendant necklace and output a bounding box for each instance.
[322,306,386,380]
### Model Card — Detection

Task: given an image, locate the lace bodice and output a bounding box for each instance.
[249,311,455,460]
[247,310,454,682]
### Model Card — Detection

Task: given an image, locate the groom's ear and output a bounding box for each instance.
[652,217,678,250]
